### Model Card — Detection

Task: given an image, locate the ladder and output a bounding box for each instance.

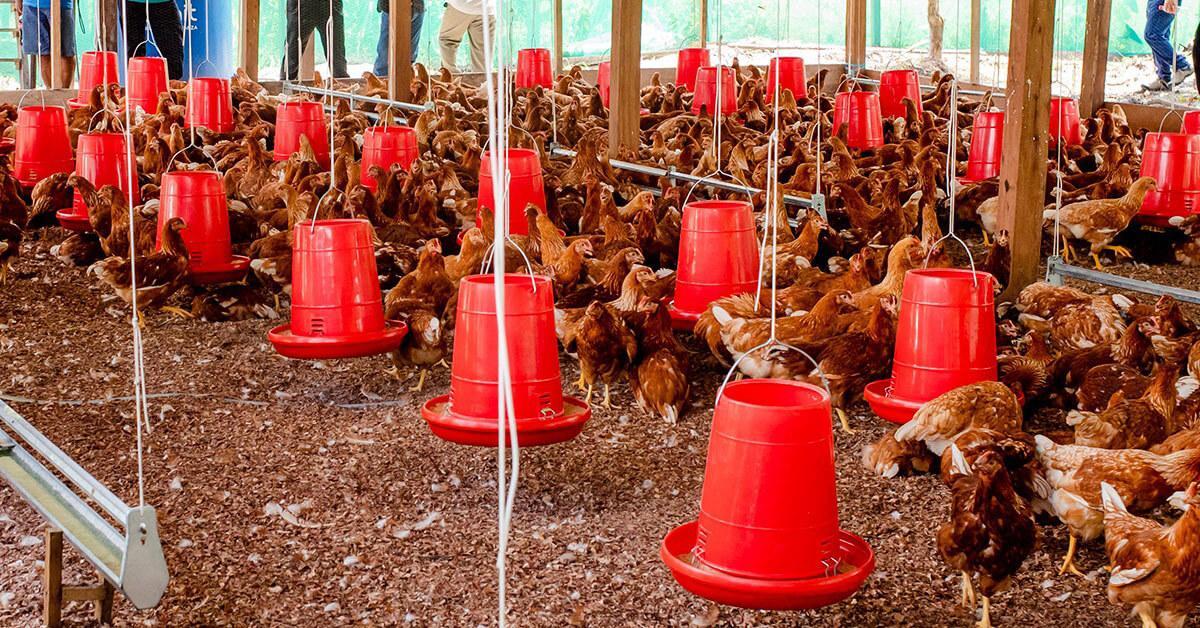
[0,0,28,87]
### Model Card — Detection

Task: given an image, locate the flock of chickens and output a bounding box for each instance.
[0,59,1197,626]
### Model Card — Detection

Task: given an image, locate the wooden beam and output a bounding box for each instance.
[49,0,62,88]
[553,0,563,75]
[610,0,643,156]
[98,0,119,53]
[44,531,62,628]
[969,0,981,83]
[845,0,867,69]
[240,0,261,80]
[1079,0,1112,116]
[698,0,707,48]
[997,0,1056,299]
[389,0,413,100]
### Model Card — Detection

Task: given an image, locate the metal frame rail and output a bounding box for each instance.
[0,400,168,610]
[850,75,993,98]
[1046,256,1200,305]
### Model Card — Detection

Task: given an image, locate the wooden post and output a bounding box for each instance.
[997,0,1056,299]
[553,0,563,75]
[698,0,707,48]
[240,0,261,80]
[48,0,62,88]
[610,0,643,156]
[98,0,119,54]
[969,0,981,83]
[845,0,867,69]
[42,530,115,628]
[388,0,413,101]
[1079,0,1112,116]
[299,34,315,81]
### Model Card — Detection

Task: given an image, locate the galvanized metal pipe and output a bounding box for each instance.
[282,83,432,113]
[851,76,993,98]
[1046,257,1200,305]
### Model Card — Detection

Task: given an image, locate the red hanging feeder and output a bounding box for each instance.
[515,48,553,89]
[57,133,139,232]
[477,148,546,236]
[1138,132,1200,226]
[422,274,592,447]
[690,66,737,116]
[877,69,922,119]
[273,101,331,167]
[765,57,806,103]
[1184,111,1200,135]
[157,171,249,284]
[68,51,119,110]
[268,219,408,359]
[960,111,1005,183]
[668,200,759,330]
[1049,97,1082,147]
[676,47,711,91]
[597,61,611,107]
[832,92,884,150]
[662,379,875,609]
[127,56,169,115]
[865,268,997,423]
[361,125,418,192]
[13,105,73,189]
[185,77,234,134]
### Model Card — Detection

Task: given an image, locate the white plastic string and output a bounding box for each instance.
[1047,3,1066,271]
[929,78,978,281]
[310,0,339,230]
[479,0,521,624]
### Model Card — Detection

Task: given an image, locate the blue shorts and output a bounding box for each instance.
[21,6,76,57]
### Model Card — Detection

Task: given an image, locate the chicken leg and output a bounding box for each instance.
[980,230,991,247]
[584,383,594,405]
[959,570,976,608]
[385,351,407,381]
[1091,253,1106,271]
[575,371,587,394]
[602,384,612,409]
[1102,245,1133,259]
[1136,607,1158,628]
[161,305,194,319]
[409,368,428,392]
[977,595,992,628]
[1058,534,1085,577]
[0,263,9,286]
[836,408,855,434]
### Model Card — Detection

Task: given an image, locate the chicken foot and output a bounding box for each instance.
[836,408,855,434]
[1090,253,1107,271]
[160,305,194,319]
[976,595,992,628]
[0,263,9,286]
[959,570,976,608]
[1102,244,1133,259]
[410,369,428,392]
[980,230,991,247]
[1058,534,1085,577]
[602,384,613,409]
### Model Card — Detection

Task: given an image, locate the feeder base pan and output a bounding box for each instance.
[1135,214,1189,229]
[267,320,408,360]
[421,394,591,447]
[56,208,92,232]
[661,520,875,611]
[66,98,87,110]
[0,137,14,155]
[863,378,924,424]
[189,256,251,285]
[667,302,702,331]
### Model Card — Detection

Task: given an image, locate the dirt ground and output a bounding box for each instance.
[0,227,1174,627]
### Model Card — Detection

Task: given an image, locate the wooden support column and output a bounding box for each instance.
[42,530,114,628]
[240,0,260,80]
[969,0,981,83]
[98,0,119,54]
[845,0,867,69]
[49,0,62,88]
[553,0,563,74]
[1079,0,1112,116]
[389,0,413,100]
[698,0,707,48]
[610,0,643,156]
[997,0,1056,299]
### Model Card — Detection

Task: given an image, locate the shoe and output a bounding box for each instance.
[1144,77,1170,91]
[1173,67,1195,85]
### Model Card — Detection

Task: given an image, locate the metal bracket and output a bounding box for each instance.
[1046,256,1200,304]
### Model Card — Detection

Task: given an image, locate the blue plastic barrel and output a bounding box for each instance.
[177,0,234,80]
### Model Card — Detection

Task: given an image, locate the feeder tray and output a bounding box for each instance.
[65,98,88,111]
[421,394,591,447]
[188,256,251,285]
[863,378,924,424]
[267,320,408,360]
[661,521,875,611]
[55,208,93,232]
[666,302,702,331]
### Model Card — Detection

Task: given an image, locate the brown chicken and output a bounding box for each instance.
[894,381,1024,455]
[1100,482,1200,628]
[1068,364,1178,450]
[714,290,856,380]
[89,217,191,321]
[863,427,938,478]
[629,303,689,424]
[572,301,638,408]
[938,447,1037,628]
[1043,176,1157,268]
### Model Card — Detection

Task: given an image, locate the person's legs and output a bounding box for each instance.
[281,0,303,80]
[1194,22,1200,94]
[439,5,471,72]
[410,0,423,64]
[1146,0,1179,82]
[465,13,489,73]
[313,0,348,77]
[374,11,388,76]
[124,0,149,57]
[146,1,185,79]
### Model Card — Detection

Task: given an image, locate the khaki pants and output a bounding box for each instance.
[439,5,490,73]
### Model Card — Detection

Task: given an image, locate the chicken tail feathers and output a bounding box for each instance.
[1042,209,1059,222]
[1100,481,1128,515]
[948,444,971,476]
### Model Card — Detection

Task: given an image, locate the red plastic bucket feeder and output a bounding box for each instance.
[661,379,874,609]
[422,274,592,447]
[676,47,711,91]
[58,133,139,232]
[361,125,418,192]
[13,105,73,189]
[961,111,1005,183]
[1138,132,1200,226]
[668,200,759,330]
[268,219,408,359]
[515,48,553,89]
[158,171,249,284]
[127,56,169,115]
[598,61,611,107]
[274,101,330,167]
[1184,111,1200,135]
[832,92,884,150]
[878,69,922,119]
[691,66,737,116]
[185,77,234,134]
[477,148,546,236]
[1049,97,1082,147]
[68,50,119,109]
[865,268,997,423]
[765,57,806,103]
